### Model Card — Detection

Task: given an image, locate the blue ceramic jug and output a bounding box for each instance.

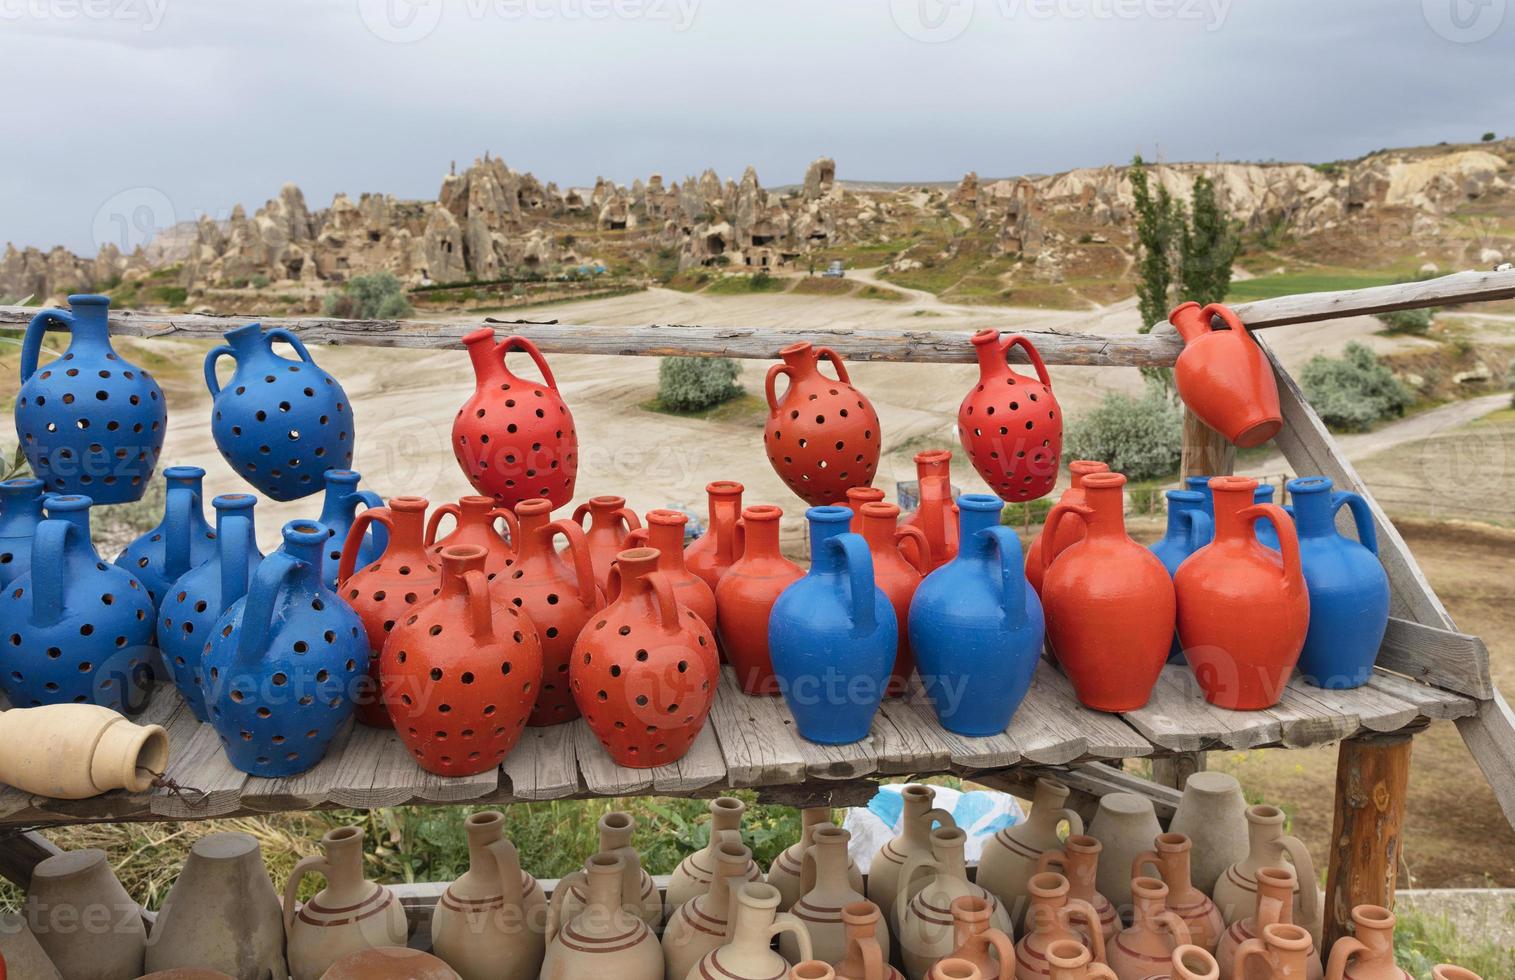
[1185,475,1279,549]
[769,506,897,744]
[0,478,48,587]
[1152,489,1214,662]
[202,520,368,776]
[311,469,386,588]
[159,494,264,721]
[15,295,167,502]
[1287,476,1389,689]
[205,323,354,502]
[909,494,1044,736]
[0,495,155,711]
[115,466,218,617]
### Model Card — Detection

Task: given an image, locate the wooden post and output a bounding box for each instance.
[1323,732,1412,954]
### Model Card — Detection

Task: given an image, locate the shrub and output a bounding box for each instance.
[250,273,270,290]
[1376,307,1433,335]
[1301,342,1413,431]
[751,270,772,289]
[322,272,414,320]
[1482,131,1497,142]
[1064,387,1184,482]
[657,356,743,412]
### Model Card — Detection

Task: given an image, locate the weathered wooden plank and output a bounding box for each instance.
[1121,666,1278,753]
[1012,662,1153,763]
[1456,693,1515,831]
[240,718,360,812]
[572,721,654,796]
[1376,618,1493,700]
[1264,678,1415,748]
[651,724,727,795]
[885,681,1022,772]
[318,723,415,809]
[707,669,806,787]
[870,694,956,775]
[1365,671,1475,721]
[500,723,581,800]
[1214,269,1515,331]
[150,714,249,819]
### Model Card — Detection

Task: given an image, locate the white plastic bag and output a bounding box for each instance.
[843,783,1025,871]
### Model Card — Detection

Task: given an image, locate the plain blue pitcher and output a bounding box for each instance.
[0,477,48,588]
[115,466,218,618]
[310,469,386,588]
[1152,488,1213,662]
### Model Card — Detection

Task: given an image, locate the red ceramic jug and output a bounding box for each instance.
[1040,473,1174,712]
[624,508,717,631]
[858,501,930,697]
[338,496,443,727]
[1174,477,1308,711]
[958,330,1062,503]
[1169,303,1282,449]
[845,486,887,531]
[1025,460,1110,596]
[424,495,517,574]
[684,480,745,593]
[901,449,959,571]
[570,547,719,768]
[572,495,641,595]
[491,499,604,726]
[764,342,881,506]
[452,328,579,509]
[383,545,544,776]
[716,505,804,695]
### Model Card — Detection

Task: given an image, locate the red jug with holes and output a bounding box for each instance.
[716,505,804,695]
[383,545,543,776]
[491,499,603,726]
[338,496,442,727]
[425,495,517,574]
[572,495,641,595]
[858,501,930,697]
[1174,477,1307,711]
[570,547,719,767]
[624,509,717,631]
[453,329,579,510]
[764,342,881,506]
[1040,473,1174,712]
[1170,304,1282,449]
[1025,461,1109,596]
[959,330,1062,502]
[901,450,959,571]
[685,481,745,593]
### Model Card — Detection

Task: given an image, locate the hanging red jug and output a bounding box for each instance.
[764,342,881,506]
[452,329,578,510]
[624,509,717,632]
[857,501,930,697]
[901,449,959,571]
[571,495,641,595]
[1025,460,1110,596]
[715,504,803,695]
[1040,472,1174,712]
[1170,303,1282,449]
[958,330,1062,502]
[1174,476,1308,710]
[684,480,745,593]
[425,495,517,574]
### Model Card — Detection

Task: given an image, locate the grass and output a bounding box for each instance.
[1226,269,1403,302]
[640,391,767,426]
[704,273,788,296]
[857,284,906,302]
[1394,905,1515,979]
[790,277,854,297]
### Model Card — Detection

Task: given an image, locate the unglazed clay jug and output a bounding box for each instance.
[1175,477,1307,711]
[774,809,864,911]
[765,341,881,506]
[1212,806,1321,944]
[1168,773,1249,896]
[573,494,642,593]
[384,545,544,775]
[796,962,841,980]
[691,883,814,980]
[1233,924,1318,980]
[0,477,47,588]
[978,777,1083,922]
[664,840,756,980]
[425,494,516,574]
[311,469,385,588]
[26,848,146,980]
[868,784,957,922]
[1169,303,1281,449]
[544,854,662,980]
[896,827,1013,980]
[785,826,882,965]
[146,832,287,979]
[1034,836,1117,945]
[320,948,460,979]
[1150,490,1213,663]
[206,322,354,501]
[1045,940,1118,980]
[940,896,1016,980]
[851,501,927,697]
[911,493,1044,736]
[1025,461,1109,596]
[625,508,718,631]
[717,504,803,695]
[1107,878,1192,980]
[338,495,442,727]
[684,480,745,592]
[556,811,663,929]
[16,295,165,502]
[115,465,216,619]
[1323,905,1410,980]
[958,330,1062,502]
[835,901,904,980]
[1213,867,1320,980]
[1016,872,1107,980]
[1086,794,1162,914]
[667,796,764,913]
[901,450,960,571]
[1431,967,1483,980]
[571,546,719,767]
[284,826,407,980]
[0,703,165,798]
[1132,834,1224,953]
[1138,946,1219,980]
[430,811,547,980]
[1040,472,1174,711]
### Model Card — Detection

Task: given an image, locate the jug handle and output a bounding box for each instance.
[28,518,76,627]
[492,507,520,549]
[281,852,332,933]
[238,551,304,662]
[202,343,235,398]
[544,867,581,944]
[1152,908,1192,952]
[978,925,1018,980]
[1060,897,1108,965]
[645,570,681,633]
[623,527,649,548]
[461,566,494,639]
[1242,503,1302,591]
[350,490,387,558]
[424,502,461,548]
[614,505,642,537]
[1039,502,1092,578]
[162,480,198,584]
[1331,490,1379,556]
[893,852,941,930]
[545,519,601,609]
[1279,834,1319,938]
[1324,934,1366,980]
[830,532,878,635]
[923,805,956,832]
[769,911,814,964]
[496,335,559,389]
[1131,849,1163,884]
[1185,508,1214,550]
[219,510,256,609]
[1035,848,1068,875]
[337,507,395,586]
[764,363,794,416]
[814,346,852,385]
[488,837,528,911]
[20,307,73,383]
[1002,334,1052,388]
[985,525,1027,624]
[1233,936,1269,980]
[1056,808,1084,837]
[895,525,931,575]
[1199,303,1251,337]
[265,327,316,365]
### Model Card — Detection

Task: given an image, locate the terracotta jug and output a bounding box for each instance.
[901,450,960,571]
[690,883,814,980]
[1132,834,1224,952]
[283,826,407,980]
[26,848,146,980]
[858,501,930,696]
[1107,878,1192,980]
[425,495,517,573]
[1025,461,1109,596]
[1015,872,1107,980]
[958,330,1062,502]
[786,825,883,965]
[139,970,236,980]
[544,853,663,980]
[1232,924,1317,980]
[978,777,1084,922]
[684,480,745,592]
[0,704,167,799]
[664,840,756,980]
[320,947,460,979]
[1214,867,1320,980]
[896,827,1013,980]
[452,328,578,510]
[1323,906,1410,980]
[1086,793,1162,914]
[935,961,989,980]
[1169,303,1281,449]
[834,901,904,980]
[868,784,958,923]
[383,544,543,775]
[1137,945,1219,980]
[1034,836,1117,945]
[430,811,547,980]
[1175,477,1308,710]
[764,341,881,506]
[1168,773,1249,895]
[0,912,63,980]
[1040,472,1175,711]
[493,498,603,726]
[1045,940,1118,980]
[772,809,864,911]
[797,962,841,980]
[942,895,1016,980]
[145,832,287,979]
[716,504,804,695]
[1431,967,1483,980]
[846,486,888,529]
[337,495,442,727]
[572,494,642,593]
[625,508,718,631]
[667,796,764,913]
[1212,805,1321,945]
[0,477,47,588]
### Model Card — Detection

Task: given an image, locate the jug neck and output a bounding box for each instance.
[224,323,271,361]
[44,495,96,545]
[464,328,505,385]
[916,449,952,486]
[1287,477,1337,537]
[1245,806,1286,857]
[319,470,363,520]
[1162,491,1205,542]
[730,889,779,949]
[321,828,368,895]
[740,506,783,560]
[583,855,625,915]
[957,494,1002,546]
[514,501,553,562]
[279,521,329,576]
[901,786,939,846]
[806,506,854,573]
[0,479,46,525]
[597,812,635,852]
[971,329,1007,378]
[930,830,969,880]
[61,295,113,350]
[779,341,818,377]
[1079,477,1128,539]
[384,497,430,556]
[439,547,486,600]
[465,814,504,885]
[1068,460,1108,489]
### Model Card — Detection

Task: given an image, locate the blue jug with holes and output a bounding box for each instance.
[1151,489,1214,662]
[115,466,218,618]
[0,478,48,588]
[310,469,386,588]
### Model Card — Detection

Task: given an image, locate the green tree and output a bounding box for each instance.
[1128,156,1180,334]
[322,273,414,320]
[1482,132,1497,142]
[1178,174,1240,307]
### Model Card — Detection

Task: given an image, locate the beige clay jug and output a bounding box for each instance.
[785,825,882,965]
[1085,793,1160,915]
[937,895,1016,980]
[558,810,664,929]
[145,832,287,980]
[896,826,1014,980]
[1167,773,1248,895]
[1035,835,1116,944]
[1015,872,1107,980]
[1214,866,1320,980]
[1106,877,1192,980]
[1135,944,1219,980]
[834,901,904,980]
[544,853,662,980]
[283,826,407,980]
[772,808,864,910]
[1211,805,1322,946]
[664,840,756,980]
[1131,833,1223,953]
[430,811,547,980]
[25,848,146,980]
[1045,939,1118,980]
[978,778,1082,923]
[0,911,63,980]
[868,785,957,926]
[667,796,763,915]
[689,882,814,980]
[0,704,168,799]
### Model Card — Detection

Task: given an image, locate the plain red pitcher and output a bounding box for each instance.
[1170,303,1282,449]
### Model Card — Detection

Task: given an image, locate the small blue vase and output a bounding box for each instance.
[14,295,167,503]
[114,466,218,616]
[1287,476,1390,689]
[770,506,897,745]
[1185,475,1279,549]
[0,495,155,711]
[909,494,1044,736]
[1152,489,1213,663]
[203,520,368,777]
[205,323,355,502]
[159,494,264,721]
[310,469,386,588]
[0,478,48,587]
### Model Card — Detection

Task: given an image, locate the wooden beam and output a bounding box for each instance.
[1323,733,1412,953]
[1455,693,1515,831]
[0,830,62,890]
[1377,618,1493,701]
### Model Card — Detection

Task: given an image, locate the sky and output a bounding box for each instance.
[2,0,1512,256]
